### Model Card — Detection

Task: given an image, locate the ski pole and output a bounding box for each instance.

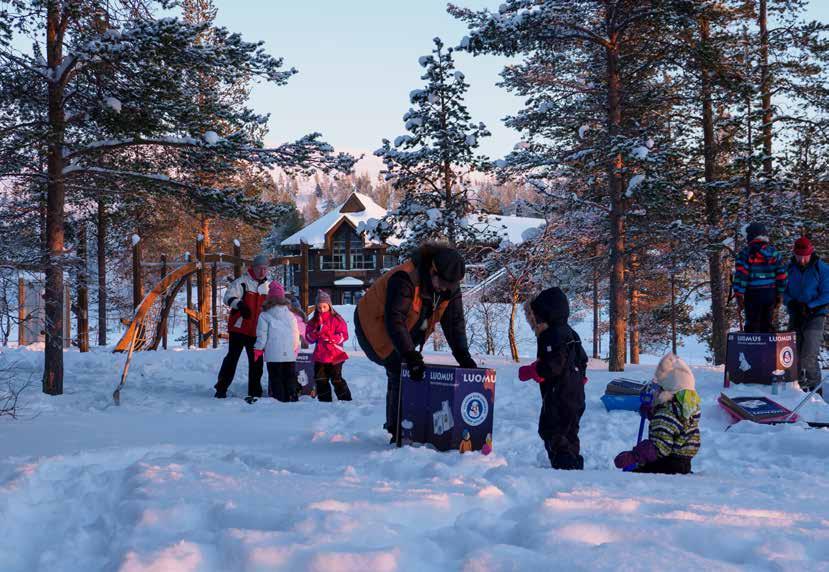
[784,376,826,423]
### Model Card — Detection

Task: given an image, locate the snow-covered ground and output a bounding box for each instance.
[2,326,829,571]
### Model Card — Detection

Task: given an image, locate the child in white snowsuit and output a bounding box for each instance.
[614,354,701,475]
[254,282,301,402]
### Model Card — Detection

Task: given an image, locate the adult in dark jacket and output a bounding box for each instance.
[519,287,588,470]
[355,244,477,442]
[784,237,829,393]
[733,222,788,333]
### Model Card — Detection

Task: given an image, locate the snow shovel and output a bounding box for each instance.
[623,384,655,472]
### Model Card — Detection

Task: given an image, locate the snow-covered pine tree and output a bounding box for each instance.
[373,37,492,250]
[0,0,354,394]
[452,1,686,371]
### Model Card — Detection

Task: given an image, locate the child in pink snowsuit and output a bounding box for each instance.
[305,290,352,402]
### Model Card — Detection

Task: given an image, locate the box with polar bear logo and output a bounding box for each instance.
[294,351,317,398]
[399,364,496,453]
[724,332,798,386]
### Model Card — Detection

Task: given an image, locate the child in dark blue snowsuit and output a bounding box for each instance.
[519,287,588,470]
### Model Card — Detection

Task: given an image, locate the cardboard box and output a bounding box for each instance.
[400,364,496,453]
[295,351,317,398]
[724,332,798,386]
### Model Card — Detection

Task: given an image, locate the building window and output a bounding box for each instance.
[350,249,376,270]
[383,255,397,269]
[342,290,363,305]
[320,240,346,270]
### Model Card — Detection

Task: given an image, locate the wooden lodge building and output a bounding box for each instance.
[280,192,398,305]
[280,191,547,306]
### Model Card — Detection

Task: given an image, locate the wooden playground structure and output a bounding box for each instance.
[113,236,310,354]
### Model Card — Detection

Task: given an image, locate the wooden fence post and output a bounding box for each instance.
[196,235,207,348]
[185,252,194,348]
[77,224,89,352]
[160,254,168,350]
[233,239,242,279]
[211,261,218,348]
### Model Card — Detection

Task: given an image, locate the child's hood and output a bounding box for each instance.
[530,287,569,326]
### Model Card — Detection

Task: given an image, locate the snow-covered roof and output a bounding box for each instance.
[281,192,389,248]
[334,277,364,287]
[466,214,546,246]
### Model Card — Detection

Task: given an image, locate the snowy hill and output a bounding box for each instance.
[1,331,828,570]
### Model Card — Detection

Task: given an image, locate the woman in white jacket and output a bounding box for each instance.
[253,281,301,402]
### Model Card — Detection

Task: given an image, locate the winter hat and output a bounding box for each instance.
[653,353,700,417]
[252,253,269,267]
[316,290,332,305]
[432,248,466,284]
[745,222,767,242]
[268,281,285,300]
[794,237,815,257]
[530,287,570,326]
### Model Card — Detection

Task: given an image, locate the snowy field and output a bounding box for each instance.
[1,322,829,571]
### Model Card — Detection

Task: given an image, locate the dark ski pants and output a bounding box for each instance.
[267,362,297,403]
[216,332,263,397]
[790,314,827,390]
[744,287,777,333]
[634,455,692,475]
[539,379,585,470]
[384,359,402,438]
[314,362,352,402]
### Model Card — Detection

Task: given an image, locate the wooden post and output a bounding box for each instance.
[160,254,168,350]
[196,235,207,348]
[185,252,194,348]
[233,239,242,279]
[132,235,143,312]
[77,224,89,352]
[211,261,218,348]
[17,276,25,346]
[300,242,310,311]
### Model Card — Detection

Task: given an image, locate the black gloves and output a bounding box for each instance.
[237,300,251,319]
[456,354,478,369]
[404,351,425,381]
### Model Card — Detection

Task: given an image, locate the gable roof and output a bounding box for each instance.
[465,214,546,246]
[281,192,390,249]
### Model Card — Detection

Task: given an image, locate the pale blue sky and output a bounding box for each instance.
[215,1,829,167]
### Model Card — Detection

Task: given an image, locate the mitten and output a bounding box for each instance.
[253,349,264,362]
[614,451,636,469]
[518,362,544,383]
[237,300,251,319]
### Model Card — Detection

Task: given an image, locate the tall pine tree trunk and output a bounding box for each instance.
[592,260,600,359]
[759,0,773,181]
[606,40,627,372]
[200,215,212,338]
[96,198,107,345]
[699,17,727,364]
[43,1,66,395]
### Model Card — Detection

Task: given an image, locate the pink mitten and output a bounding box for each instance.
[253,349,264,362]
[518,362,544,383]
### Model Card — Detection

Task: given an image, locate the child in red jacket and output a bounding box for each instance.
[306,291,352,402]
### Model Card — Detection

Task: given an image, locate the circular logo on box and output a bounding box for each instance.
[779,346,795,369]
[461,392,488,427]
